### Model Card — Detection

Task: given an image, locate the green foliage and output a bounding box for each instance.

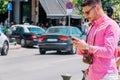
[72,0,120,21]
[0,0,9,14]
[112,4,120,21]
[72,0,83,15]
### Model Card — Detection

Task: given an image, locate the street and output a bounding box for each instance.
[0,47,88,80]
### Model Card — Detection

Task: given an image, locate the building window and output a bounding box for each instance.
[21,1,31,24]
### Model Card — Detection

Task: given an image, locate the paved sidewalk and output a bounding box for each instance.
[9,43,21,50]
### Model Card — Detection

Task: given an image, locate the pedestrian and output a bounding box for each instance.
[72,0,120,80]
[0,21,4,33]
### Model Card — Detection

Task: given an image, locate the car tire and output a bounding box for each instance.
[57,50,61,54]
[1,41,9,56]
[68,46,76,54]
[21,39,26,47]
[39,48,46,55]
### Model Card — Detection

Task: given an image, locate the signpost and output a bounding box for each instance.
[66,1,74,26]
[7,2,12,27]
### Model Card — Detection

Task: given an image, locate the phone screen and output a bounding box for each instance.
[71,36,79,41]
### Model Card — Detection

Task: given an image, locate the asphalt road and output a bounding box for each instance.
[0,47,88,80]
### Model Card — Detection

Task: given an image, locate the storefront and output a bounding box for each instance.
[11,0,82,26]
[12,0,31,24]
[39,0,81,26]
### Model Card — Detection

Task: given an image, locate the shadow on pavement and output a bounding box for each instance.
[35,51,75,56]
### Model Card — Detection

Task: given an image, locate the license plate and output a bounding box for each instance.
[47,39,58,42]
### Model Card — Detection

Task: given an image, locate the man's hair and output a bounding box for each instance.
[81,0,101,7]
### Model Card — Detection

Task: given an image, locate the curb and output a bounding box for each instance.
[9,43,21,50]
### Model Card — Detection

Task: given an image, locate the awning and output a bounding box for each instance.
[39,0,81,19]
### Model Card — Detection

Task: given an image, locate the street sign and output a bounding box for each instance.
[66,1,74,26]
[7,3,12,11]
[66,1,74,9]
[66,9,72,15]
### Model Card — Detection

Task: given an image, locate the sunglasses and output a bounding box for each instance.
[84,6,96,15]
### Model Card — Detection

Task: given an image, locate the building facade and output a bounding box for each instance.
[11,0,81,26]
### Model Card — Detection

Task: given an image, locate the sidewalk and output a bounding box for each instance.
[9,43,21,50]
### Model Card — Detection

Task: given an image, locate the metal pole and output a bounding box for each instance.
[8,10,10,27]
[68,15,70,26]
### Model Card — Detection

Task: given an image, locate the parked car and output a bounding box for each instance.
[0,29,9,55]
[38,26,86,54]
[9,25,45,47]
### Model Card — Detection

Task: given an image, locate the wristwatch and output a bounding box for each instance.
[85,44,90,50]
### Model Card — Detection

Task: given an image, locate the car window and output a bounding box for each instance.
[72,28,77,34]
[14,27,24,33]
[28,27,44,33]
[19,27,24,33]
[72,27,82,35]
[11,26,19,32]
[46,28,69,35]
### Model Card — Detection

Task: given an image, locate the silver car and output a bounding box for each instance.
[0,30,9,55]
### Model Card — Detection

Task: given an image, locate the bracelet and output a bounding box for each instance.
[85,44,90,50]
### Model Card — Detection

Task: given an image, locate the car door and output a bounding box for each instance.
[12,26,24,43]
[0,31,4,48]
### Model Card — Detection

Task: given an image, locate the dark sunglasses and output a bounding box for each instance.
[84,6,96,15]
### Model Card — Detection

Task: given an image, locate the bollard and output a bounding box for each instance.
[81,70,87,80]
[61,74,72,80]
[12,41,17,45]
[11,38,17,45]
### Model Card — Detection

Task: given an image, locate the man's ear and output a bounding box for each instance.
[96,5,100,10]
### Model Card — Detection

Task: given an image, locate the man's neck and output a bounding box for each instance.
[96,10,105,20]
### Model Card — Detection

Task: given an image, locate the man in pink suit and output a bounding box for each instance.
[72,0,120,80]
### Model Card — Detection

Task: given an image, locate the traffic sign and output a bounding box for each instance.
[66,9,72,15]
[7,3,12,11]
[66,1,74,9]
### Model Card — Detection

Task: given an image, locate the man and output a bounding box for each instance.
[0,22,4,33]
[72,0,120,80]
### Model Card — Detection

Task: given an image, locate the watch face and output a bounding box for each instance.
[86,44,90,50]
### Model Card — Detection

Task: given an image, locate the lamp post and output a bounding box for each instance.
[66,1,74,26]
[7,1,12,27]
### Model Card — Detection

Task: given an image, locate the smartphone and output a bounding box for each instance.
[71,37,76,40]
[71,36,79,41]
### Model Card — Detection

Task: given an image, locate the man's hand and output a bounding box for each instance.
[72,36,87,54]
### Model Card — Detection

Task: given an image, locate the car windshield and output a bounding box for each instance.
[46,27,70,35]
[28,27,44,33]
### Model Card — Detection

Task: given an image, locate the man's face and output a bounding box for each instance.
[82,5,97,22]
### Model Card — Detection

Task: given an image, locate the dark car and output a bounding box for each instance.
[9,25,45,47]
[38,26,86,54]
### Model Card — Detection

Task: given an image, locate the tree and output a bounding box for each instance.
[72,0,120,21]
[0,0,9,14]
[112,4,120,21]
[72,0,83,15]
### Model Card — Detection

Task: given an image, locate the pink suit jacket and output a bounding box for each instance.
[78,14,120,80]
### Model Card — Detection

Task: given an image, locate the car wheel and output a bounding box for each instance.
[57,50,61,54]
[21,39,26,47]
[39,48,46,55]
[1,41,9,55]
[68,46,76,54]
